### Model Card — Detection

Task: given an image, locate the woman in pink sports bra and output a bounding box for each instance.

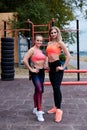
[46,26,71,123]
[23,34,47,122]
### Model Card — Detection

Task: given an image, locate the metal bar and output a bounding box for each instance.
[44,81,87,86]
[64,69,87,73]
[4,21,6,37]
[34,31,49,34]
[45,69,87,73]
[76,19,80,81]
[34,24,48,27]
[52,18,54,26]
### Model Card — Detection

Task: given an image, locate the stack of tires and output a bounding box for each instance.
[1,38,14,81]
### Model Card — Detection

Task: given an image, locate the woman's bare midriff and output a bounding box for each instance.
[48,54,60,63]
[33,60,45,69]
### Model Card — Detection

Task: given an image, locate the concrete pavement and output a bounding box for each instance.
[0,78,87,130]
[69,59,87,69]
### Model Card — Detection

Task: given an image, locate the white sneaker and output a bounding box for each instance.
[33,108,37,114]
[41,111,45,114]
[33,108,45,115]
[36,111,44,122]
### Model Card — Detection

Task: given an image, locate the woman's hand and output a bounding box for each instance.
[45,67,50,72]
[56,66,64,71]
[31,68,39,73]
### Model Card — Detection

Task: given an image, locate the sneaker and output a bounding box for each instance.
[36,111,44,122]
[47,107,56,114]
[33,108,37,114]
[41,111,45,114]
[55,109,63,122]
[33,108,45,115]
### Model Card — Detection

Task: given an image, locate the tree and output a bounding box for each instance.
[1,0,86,27]
[1,0,86,46]
[65,0,87,18]
[0,0,28,12]
[9,0,74,29]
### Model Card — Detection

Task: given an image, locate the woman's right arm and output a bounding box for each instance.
[23,48,33,72]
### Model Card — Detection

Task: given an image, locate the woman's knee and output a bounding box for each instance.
[37,87,42,93]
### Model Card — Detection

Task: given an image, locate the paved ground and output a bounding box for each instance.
[0,77,87,130]
[69,59,87,69]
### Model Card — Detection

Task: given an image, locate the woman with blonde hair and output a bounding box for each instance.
[46,26,71,122]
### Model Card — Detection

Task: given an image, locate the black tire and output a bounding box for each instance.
[1,61,14,66]
[1,53,14,58]
[1,58,14,62]
[1,72,14,76]
[1,65,14,70]
[1,38,14,42]
[1,73,14,81]
[1,78,14,81]
[1,69,14,73]
[1,50,14,55]
[1,37,15,81]
[1,45,14,50]
[1,42,14,47]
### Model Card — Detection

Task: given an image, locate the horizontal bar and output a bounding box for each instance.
[44,81,87,86]
[3,29,31,32]
[64,70,87,73]
[34,31,49,34]
[45,70,87,73]
[34,24,48,27]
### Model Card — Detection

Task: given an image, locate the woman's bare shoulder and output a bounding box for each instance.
[47,41,52,45]
[58,40,65,46]
[27,47,34,55]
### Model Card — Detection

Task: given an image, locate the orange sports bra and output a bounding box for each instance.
[46,43,61,55]
[31,50,46,62]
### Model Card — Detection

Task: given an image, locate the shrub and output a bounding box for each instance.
[59,53,66,61]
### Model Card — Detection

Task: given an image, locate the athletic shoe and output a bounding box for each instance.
[33,108,45,115]
[33,108,37,114]
[36,111,44,122]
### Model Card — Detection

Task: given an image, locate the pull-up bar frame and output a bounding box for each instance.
[44,69,87,86]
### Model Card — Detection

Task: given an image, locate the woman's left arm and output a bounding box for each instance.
[59,41,71,70]
[44,56,49,70]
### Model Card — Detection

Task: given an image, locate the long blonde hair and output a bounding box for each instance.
[49,26,62,42]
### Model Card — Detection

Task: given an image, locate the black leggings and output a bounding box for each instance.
[49,60,64,109]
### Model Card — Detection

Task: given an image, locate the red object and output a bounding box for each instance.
[64,70,87,73]
[44,69,87,85]
[44,81,87,86]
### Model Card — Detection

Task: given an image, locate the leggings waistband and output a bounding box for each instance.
[49,60,61,68]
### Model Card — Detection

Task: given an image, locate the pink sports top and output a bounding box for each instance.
[46,43,61,55]
[31,50,46,62]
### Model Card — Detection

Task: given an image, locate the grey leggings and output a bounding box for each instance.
[49,60,64,109]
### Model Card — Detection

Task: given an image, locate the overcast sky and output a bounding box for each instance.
[69,18,87,52]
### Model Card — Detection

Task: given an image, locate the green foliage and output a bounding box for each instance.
[45,0,74,28]
[59,53,66,61]
[62,31,76,45]
[1,0,86,46]
[8,1,50,30]
[0,0,26,12]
